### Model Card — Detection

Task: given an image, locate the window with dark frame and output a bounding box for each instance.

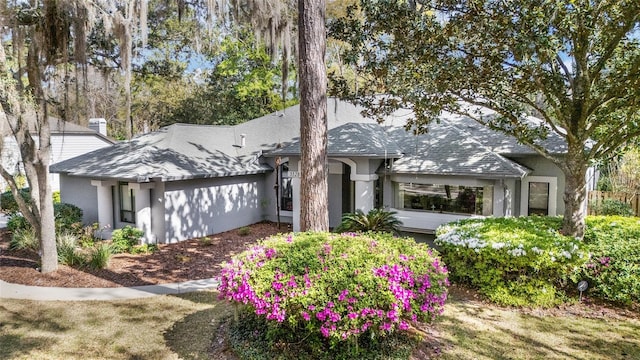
[280,163,293,211]
[528,182,549,215]
[119,182,135,223]
[397,183,493,215]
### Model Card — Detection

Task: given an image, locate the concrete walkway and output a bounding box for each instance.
[0,278,219,301]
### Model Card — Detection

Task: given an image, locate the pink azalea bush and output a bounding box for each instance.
[218,232,449,346]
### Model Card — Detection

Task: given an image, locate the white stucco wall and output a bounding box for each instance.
[50,134,113,191]
[2,134,112,192]
[59,174,100,225]
[508,155,566,216]
[163,175,265,243]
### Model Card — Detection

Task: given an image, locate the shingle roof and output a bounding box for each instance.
[266,123,403,157]
[387,124,531,177]
[442,114,567,155]
[2,113,114,143]
[52,99,566,181]
[52,99,378,181]
[50,125,272,181]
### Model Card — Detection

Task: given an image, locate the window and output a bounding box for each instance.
[280,163,293,211]
[528,182,549,215]
[119,182,135,223]
[397,183,493,215]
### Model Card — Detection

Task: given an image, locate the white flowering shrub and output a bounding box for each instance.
[436,217,587,307]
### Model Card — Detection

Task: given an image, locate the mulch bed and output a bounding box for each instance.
[0,222,286,288]
[1,222,637,322]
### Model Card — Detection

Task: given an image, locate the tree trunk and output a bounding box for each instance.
[298,0,329,232]
[561,150,588,239]
[0,41,58,273]
[35,162,57,273]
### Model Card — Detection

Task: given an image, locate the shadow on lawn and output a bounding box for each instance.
[0,304,67,359]
[437,299,640,360]
[164,296,238,360]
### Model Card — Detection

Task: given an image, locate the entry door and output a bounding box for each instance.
[528,182,549,215]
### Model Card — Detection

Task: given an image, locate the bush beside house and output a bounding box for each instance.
[436,216,640,307]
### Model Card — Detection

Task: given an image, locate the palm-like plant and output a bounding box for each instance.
[335,208,403,234]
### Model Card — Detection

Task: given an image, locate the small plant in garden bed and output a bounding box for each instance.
[237,226,251,236]
[218,232,449,357]
[198,236,214,246]
[436,217,588,307]
[110,226,143,253]
[335,208,402,233]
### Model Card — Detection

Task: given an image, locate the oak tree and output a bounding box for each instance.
[331,0,640,238]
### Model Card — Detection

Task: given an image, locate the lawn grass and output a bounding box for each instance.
[1,290,638,359]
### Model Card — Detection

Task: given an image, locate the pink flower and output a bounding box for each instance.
[301,311,311,321]
[320,326,330,338]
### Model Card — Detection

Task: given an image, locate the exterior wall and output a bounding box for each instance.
[261,157,293,225]
[59,174,100,224]
[1,134,112,192]
[328,162,344,228]
[49,134,113,191]
[163,175,265,243]
[509,155,565,216]
[151,181,166,244]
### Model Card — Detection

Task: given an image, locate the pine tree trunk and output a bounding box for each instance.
[298,0,329,231]
[561,150,588,239]
[35,163,57,273]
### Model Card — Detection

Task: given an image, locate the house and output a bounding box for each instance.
[51,99,573,243]
[1,117,115,192]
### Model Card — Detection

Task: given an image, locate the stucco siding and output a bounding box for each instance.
[59,175,99,224]
[509,155,565,216]
[50,134,113,191]
[163,175,265,243]
[328,172,343,228]
[2,134,112,192]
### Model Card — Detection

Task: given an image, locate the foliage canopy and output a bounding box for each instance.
[330,0,640,238]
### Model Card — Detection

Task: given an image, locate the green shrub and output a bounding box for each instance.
[0,188,31,215]
[237,226,251,236]
[9,228,38,251]
[6,203,84,235]
[435,217,587,307]
[54,203,83,233]
[199,236,214,246]
[130,243,157,254]
[589,199,634,217]
[52,191,60,204]
[335,208,402,233]
[88,243,113,269]
[7,213,30,232]
[228,310,417,360]
[219,232,448,356]
[574,216,640,305]
[111,226,143,253]
[56,232,86,267]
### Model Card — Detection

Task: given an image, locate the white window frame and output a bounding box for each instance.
[520,176,557,216]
